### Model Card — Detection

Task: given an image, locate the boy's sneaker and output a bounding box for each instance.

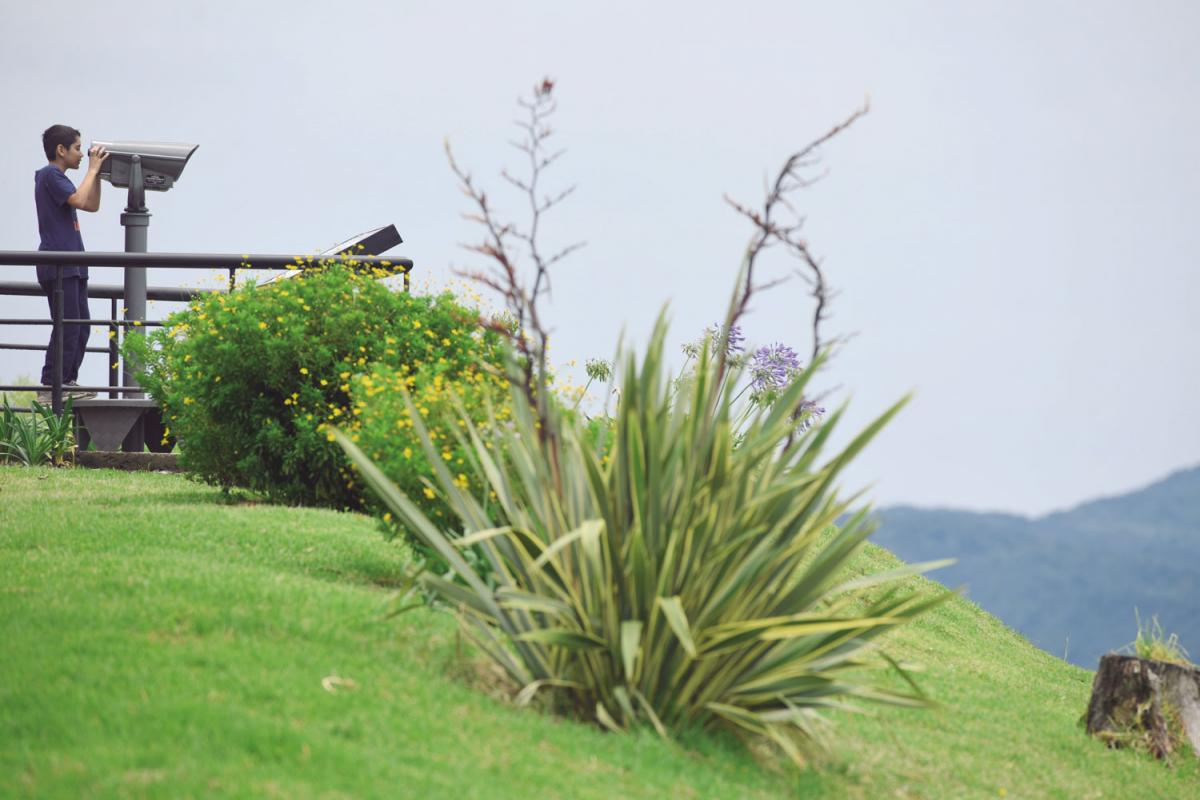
[65,382,96,400]
[35,384,95,403]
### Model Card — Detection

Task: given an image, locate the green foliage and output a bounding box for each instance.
[335,313,951,764]
[1130,610,1192,666]
[124,263,506,509]
[348,361,511,557]
[0,396,75,466]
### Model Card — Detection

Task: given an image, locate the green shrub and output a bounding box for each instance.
[334,313,950,764]
[347,360,511,534]
[0,396,75,466]
[125,263,506,509]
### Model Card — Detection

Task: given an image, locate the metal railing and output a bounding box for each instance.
[0,250,413,416]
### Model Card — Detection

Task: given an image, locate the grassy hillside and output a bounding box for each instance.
[1,467,1196,799]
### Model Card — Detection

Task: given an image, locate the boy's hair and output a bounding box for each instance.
[42,124,81,161]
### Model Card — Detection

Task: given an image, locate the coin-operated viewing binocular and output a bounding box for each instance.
[92,141,199,192]
[90,141,202,335]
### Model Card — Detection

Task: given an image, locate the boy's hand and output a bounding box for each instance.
[87,145,109,173]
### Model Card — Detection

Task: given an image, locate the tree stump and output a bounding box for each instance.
[1085,653,1200,759]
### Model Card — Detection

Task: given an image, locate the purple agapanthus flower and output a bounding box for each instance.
[749,343,802,392]
[795,398,827,433]
[705,323,745,355]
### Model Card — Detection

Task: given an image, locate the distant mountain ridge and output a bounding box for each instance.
[870,465,1199,669]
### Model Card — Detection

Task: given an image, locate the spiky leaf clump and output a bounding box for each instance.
[335,313,949,764]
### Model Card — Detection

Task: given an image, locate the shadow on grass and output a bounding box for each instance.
[307,560,413,591]
[96,487,271,508]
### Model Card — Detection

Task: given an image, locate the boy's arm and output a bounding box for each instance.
[67,145,108,213]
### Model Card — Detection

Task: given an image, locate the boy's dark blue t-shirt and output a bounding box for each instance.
[34,164,86,283]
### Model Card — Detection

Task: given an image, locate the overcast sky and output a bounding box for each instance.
[2,1,1197,515]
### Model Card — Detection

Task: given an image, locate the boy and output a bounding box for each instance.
[35,125,108,403]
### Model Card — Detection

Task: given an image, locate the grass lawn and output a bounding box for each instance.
[1,466,1196,798]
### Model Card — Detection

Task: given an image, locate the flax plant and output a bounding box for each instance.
[334,312,950,764]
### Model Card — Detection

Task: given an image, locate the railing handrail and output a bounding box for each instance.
[0,384,147,393]
[0,250,412,271]
[0,281,217,302]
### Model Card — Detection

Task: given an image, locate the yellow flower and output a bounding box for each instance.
[412,320,421,329]
[299,367,309,375]
[259,322,268,329]
[403,447,412,458]
[423,487,435,499]
[326,431,336,442]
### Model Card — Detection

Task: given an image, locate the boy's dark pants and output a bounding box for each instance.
[39,277,90,385]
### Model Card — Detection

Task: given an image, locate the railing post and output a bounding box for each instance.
[52,264,63,416]
[109,297,119,399]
